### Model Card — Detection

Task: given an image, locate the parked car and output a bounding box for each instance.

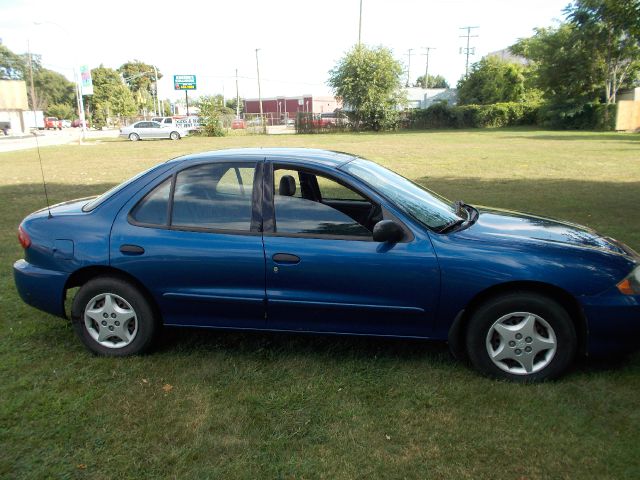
[61,119,72,128]
[231,118,246,129]
[44,117,62,130]
[71,119,90,128]
[13,148,640,381]
[119,121,188,141]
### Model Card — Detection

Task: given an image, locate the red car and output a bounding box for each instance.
[44,117,62,130]
[231,119,246,129]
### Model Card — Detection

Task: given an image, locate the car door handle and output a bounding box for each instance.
[120,244,145,255]
[272,253,300,264]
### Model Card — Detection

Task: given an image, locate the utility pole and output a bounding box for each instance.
[358,0,363,45]
[459,26,479,77]
[422,47,435,87]
[406,48,414,87]
[235,68,240,118]
[255,48,264,131]
[153,65,161,116]
[26,41,37,113]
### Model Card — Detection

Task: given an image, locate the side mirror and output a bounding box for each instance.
[373,220,403,243]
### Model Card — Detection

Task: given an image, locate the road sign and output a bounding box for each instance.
[174,75,197,90]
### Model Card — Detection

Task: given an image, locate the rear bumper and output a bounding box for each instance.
[13,259,69,317]
[581,291,640,356]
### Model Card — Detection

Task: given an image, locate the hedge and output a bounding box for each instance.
[405,102,541,129]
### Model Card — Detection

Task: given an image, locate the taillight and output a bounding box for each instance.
[18,225,31,249]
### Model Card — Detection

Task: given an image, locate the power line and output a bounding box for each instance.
[459,26,479,77]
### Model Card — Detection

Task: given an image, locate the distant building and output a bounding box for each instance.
[0,80,30,134]
[404,87,458,109]
[244,95,341,122]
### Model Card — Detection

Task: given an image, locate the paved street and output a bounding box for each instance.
[0,129,120,153]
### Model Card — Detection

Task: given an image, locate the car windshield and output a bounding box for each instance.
[341,158,462,230]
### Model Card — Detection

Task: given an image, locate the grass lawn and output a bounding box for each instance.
[1,129,639,479]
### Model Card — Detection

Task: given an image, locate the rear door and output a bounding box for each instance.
[262,161,440,337]
[110,159,266,328]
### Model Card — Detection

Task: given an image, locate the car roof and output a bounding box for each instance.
[167,148,358,168]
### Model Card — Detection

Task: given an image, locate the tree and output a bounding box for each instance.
[511,0,640,126]
[567,0,640,104]
[89,66,136,128]
[456,56,530,105]
[328,45,405,130]
[226,97,243,115]
[414,74,449,89]
[118,60,163,114]
[197,95,233,136]
[0,44,26,79]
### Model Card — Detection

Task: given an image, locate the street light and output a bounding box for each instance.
[32,21,87,142]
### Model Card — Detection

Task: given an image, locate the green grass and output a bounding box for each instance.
[1,129,639,479]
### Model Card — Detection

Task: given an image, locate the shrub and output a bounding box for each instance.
[406,102,541,129]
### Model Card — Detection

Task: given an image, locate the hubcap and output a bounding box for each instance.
[485,312,556,375]
[84,293,138,348]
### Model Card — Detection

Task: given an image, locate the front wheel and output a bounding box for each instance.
[71,277,157,356]
[129,133,139,141]
[466,292,576,382]
[169,131,180,140]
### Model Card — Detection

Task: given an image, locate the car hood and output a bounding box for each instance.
[463,206,634,257]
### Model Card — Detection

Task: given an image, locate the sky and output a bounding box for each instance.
[0,0,569,103]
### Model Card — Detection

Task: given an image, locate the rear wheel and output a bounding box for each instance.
[466,292,576,382]
[71,277,157,356]
[129,133,139,141]
[169,131,180,140]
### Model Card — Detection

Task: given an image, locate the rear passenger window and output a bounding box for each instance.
[130,178,172,225]
[171,163,256,231]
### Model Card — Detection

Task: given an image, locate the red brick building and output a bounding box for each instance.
[243,95,341,122]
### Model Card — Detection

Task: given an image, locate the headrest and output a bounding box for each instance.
[278,175,297,196]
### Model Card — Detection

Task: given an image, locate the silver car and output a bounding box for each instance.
[120,121,188,141]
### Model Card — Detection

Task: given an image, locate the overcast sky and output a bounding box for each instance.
[1,0,569,102]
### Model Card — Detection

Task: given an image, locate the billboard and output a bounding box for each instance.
[174,75,197,90]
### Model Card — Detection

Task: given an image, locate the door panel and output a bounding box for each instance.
[110,160,265,328]
[264,235,439,336]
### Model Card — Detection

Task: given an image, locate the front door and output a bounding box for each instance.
[262,162,440,337]
[110,160,266,328]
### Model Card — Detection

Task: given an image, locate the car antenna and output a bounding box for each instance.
[33,130,53,219]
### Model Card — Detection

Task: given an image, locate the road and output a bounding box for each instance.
[0,129,120,153]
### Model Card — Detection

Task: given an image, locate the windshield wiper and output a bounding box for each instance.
[438,200,478,234]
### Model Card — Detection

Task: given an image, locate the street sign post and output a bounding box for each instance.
[174,75,196,115]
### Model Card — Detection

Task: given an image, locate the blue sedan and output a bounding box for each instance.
[13,148,640,381]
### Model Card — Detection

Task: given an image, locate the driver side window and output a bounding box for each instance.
[272,166,379,239]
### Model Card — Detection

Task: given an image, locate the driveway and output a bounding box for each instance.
[0,129,119,153]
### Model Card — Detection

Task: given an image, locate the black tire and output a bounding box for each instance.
[465,292,576,382]
[129,133,139,141]
[71,276,157,356]
[169,131,180,140]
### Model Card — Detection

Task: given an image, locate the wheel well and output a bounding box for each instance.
[448,281,588,360]
[64,266,161,322]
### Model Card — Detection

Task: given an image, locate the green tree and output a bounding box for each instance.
[328,45,405,130]
[197,95,233,136]
[414,74,449,89]
[89,66,136,128]
[0,44,26,79]
[118,60,162,114]
[568,0,640,104]
[457,56,530,105]
[226,97,243,115]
